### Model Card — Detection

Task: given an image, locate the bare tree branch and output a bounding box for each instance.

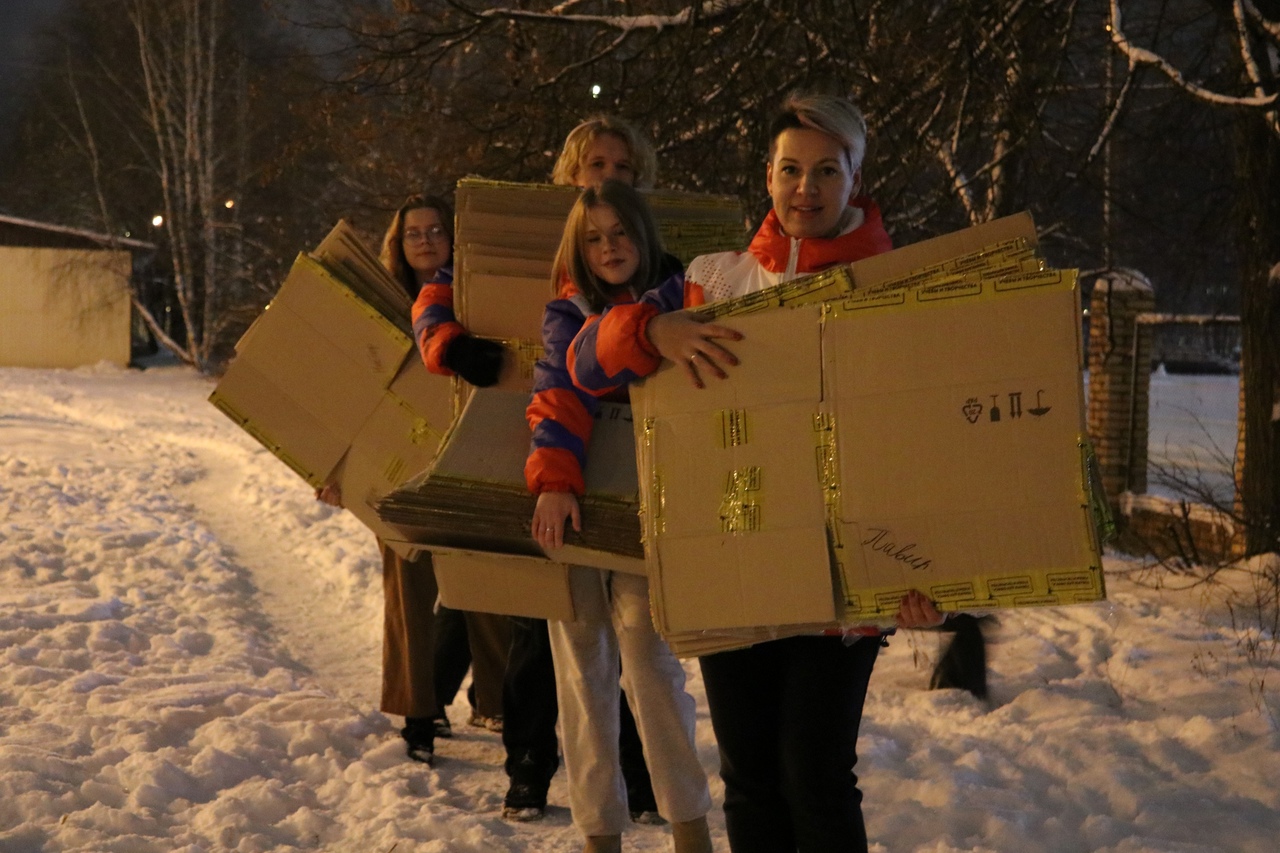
[1109,0,1279,113]
[470,0,753,31]
[1245,0,1280,40]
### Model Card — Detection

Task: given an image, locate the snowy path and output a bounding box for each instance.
[173,437,381,710]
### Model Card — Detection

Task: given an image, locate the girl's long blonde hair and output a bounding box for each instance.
[552,180,666,314]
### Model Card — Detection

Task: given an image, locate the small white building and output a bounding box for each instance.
[0,215,155,369]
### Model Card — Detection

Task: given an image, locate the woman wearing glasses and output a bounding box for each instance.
[320,194,509,767]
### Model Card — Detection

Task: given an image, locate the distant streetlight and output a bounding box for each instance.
[224,199,235,209]
[591,84,601,98]
[151,215,164,227]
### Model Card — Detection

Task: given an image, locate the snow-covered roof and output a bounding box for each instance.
[0,213,156,252]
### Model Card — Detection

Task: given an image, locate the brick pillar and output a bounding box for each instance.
[1087,270,1155,505]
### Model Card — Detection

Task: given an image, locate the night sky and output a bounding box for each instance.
[0,1,68,156]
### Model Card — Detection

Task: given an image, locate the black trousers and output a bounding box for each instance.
[700,635,881,853]
[502,616,561,783]
[434,605,474,712]
[434,604,511,719]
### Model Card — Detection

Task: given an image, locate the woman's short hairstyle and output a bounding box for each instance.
[379,193,454,295]
[553,179,666,313]
[551,115,658,190]
[768,93,868,174]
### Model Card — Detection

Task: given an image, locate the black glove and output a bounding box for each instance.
[443,334,505,387]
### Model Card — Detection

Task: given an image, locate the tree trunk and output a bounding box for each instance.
[1233,119,1280,555]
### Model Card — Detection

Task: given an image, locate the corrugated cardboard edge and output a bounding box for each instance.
[375,388,644,572]
[846,211,1038,291]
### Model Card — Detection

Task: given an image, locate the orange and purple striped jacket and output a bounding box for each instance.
[409,265,463,375]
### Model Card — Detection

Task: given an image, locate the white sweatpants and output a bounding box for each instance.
[548,567,712,837]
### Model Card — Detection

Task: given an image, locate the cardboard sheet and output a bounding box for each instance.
[629,213,1105,641]
[634,307,833,632]
[824,271,1100,620]
[210,233,458,558]
[432,548,575,622]
[452,179,746,386]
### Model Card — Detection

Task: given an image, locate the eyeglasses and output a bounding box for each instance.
[403,225,447,243]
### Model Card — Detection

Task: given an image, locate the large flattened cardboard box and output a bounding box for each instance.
[453,178,746,392]
[377,387,645,575]
[632,213,1106,651]
[210,223,457,556]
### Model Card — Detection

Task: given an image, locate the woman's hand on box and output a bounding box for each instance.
[895,589,945,629]
[316,481,343,508]
[532,490,581,552]
[646,312,742,389]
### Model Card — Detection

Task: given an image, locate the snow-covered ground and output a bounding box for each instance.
[2,363,1277,852]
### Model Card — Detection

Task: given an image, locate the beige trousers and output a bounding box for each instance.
[548,567,711,836]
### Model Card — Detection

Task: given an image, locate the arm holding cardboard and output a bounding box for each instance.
[568,269,741,394]
[532,491,581,551]
[646,312,742,390]
[525,297,599,549]
[410,275,504,387]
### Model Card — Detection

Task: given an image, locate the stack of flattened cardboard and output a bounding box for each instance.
[452,178,746,392]
[376,386,644,574]
[632,212,1109,657]
[209,221,457,556]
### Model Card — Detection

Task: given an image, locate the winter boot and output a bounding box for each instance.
[401,717,435,765]
[671,815,713,853]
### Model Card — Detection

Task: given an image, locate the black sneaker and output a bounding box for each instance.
[402,717,435,765]
[503,749,552,822]
[432,716,453,739]
[502,780,547,821]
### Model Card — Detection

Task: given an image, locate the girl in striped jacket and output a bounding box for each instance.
[526,179,713,853]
